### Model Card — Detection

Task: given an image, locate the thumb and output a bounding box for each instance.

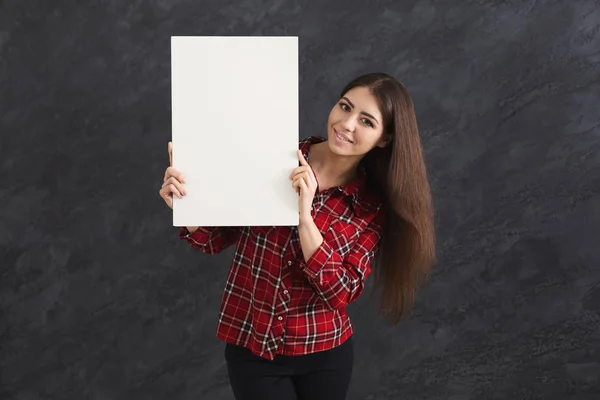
[168,141,173,166]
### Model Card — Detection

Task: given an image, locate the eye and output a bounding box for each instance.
[362,118,373,127]
[339,102,350,112]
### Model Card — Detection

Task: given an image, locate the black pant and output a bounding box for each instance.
[224,336,354,400]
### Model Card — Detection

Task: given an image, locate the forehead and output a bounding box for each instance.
[343,87,381,117]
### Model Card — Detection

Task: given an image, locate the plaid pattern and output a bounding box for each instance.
[179,136,385,360]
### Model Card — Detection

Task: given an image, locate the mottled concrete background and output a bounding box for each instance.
[1,0,599,399]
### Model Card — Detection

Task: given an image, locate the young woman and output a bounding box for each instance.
[159,72,436,400]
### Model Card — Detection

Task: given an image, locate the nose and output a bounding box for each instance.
[341,116,356,131]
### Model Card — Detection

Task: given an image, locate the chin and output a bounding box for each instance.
[326,139,339,154]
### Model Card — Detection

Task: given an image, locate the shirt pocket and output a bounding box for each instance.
[327,219,362,259]
[248,225,275,239]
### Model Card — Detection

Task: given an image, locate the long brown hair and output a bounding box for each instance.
[341,72,436,324]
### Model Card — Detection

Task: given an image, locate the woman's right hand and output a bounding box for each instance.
[159,141,187,210]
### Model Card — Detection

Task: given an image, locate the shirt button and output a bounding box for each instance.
[278,316,283,321]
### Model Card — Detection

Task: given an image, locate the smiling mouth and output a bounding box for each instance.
[334,128,353,143]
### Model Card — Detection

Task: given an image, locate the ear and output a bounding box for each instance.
[376,133,392,148]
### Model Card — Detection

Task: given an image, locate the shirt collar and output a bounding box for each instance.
[301,136,381,218]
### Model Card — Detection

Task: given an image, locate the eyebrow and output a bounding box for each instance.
[342,96,379,124]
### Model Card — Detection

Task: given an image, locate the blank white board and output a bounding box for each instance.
[171,36,299,227]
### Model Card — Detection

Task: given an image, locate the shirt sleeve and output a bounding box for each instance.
[179,226,241,255]
[299,209,384,310]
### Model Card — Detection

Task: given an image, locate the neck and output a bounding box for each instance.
[312,140,361,185]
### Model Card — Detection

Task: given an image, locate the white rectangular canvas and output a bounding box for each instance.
[171,36,299,227]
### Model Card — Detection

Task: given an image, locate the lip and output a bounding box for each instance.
[334,128,353,143]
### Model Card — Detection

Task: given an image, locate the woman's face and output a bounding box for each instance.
[326,86,390,156]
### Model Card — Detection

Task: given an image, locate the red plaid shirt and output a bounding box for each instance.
[179,136,385,360]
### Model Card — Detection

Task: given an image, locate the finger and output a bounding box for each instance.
[298,176,307,191]
[292,177,301,194]
[297,149,309,166]
[302,174,311,188]
[300,168,315,184]
[292,172,312,188]
[164,166,186,184]
[296,171,312,188]
[159,187,171,201]
[168,141,173,166]
[159,188,174,208]
[164,183,184,199]
[163,176,187,195]
[291,166,316,184]
[289,166,303,178]
[289,166,309,179]
[161,177,185,194]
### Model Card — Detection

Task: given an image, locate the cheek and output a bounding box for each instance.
[355,130,382,148]
[327,109,337,125]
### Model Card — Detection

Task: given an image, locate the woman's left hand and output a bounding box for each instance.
[289,149,317,220]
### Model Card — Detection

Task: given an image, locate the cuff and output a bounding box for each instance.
[179,226,211,244]
[300,240,336,280]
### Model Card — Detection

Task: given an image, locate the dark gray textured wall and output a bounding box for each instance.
[1,0,599,399]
